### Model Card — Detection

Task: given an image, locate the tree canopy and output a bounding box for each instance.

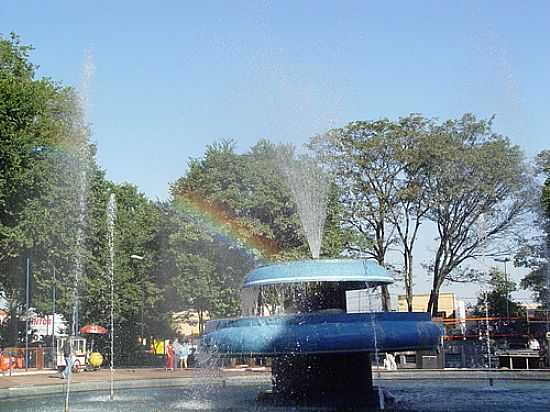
[519,150,550,308]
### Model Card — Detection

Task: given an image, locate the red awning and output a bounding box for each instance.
[80,324,108,335]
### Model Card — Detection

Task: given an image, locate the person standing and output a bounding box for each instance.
[179,339,190,369]
[173,338,183,369]
[165,340,175,371]
[529,335,541,351]
[62,340,73,379]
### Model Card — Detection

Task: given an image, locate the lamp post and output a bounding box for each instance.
[25,257,30,372]
[495,257,511,320]
[130,255,145,342]
[52,266,56,365]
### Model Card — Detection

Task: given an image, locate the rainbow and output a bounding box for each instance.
[173,192,280,258]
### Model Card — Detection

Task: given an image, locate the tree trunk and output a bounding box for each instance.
[7,291,19,346]
[374,220,391,312]
[380,285,391,311]
[427,289,439,316]
[198,309,204,334]
[405,251,414,312]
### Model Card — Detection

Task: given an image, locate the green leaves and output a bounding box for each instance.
[474,268,524,318]
[311,114,530,314]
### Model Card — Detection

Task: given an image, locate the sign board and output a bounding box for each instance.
[527,309,550,323]
[30,313,67,338]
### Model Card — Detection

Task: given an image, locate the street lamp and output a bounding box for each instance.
[495,257,511,320]
[130,255,145,341]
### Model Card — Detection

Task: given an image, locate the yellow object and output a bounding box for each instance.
[153,339,165,355]
[88,352,103,368]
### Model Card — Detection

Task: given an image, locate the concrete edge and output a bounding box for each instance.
[0,374,274,401]
[2,369,550,400]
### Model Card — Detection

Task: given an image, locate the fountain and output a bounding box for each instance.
[198,149,442,407]
[201,259,442,408]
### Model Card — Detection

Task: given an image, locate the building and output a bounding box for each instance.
[171,310,209,337]
[398,293,457,317]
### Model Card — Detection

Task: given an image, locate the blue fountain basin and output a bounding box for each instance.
[201,312,442,356]
[243,259,393,288]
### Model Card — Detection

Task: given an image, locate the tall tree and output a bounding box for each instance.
[386,115,433,312]
[519,150,550,307]
[422,115,529,315]
[169,140,295,325]
[311,120,411,311]
[0,34,77,344]
[172,139,308,259]
[168,139,347,325]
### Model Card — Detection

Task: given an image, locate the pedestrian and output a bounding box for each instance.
[179,339,190,369]
[173,338,182,369]
[528,335,540,351]
[188,347,196,368]
[165,340,175,371]
[383,353,397,371]
[62,340,73,379]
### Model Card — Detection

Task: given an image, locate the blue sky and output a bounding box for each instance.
[2,1,549,300]
[2,1,548,199]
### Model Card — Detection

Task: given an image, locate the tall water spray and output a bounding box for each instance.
[107,193,116,400]
[544,225,550,307]
[278,147,330,259]
[71,50,95,336]
[544,230,550,337]
[475,214,494,369]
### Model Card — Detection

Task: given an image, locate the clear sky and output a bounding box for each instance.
[2,1,549,301]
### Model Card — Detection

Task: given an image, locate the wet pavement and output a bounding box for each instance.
[0,367,266,391]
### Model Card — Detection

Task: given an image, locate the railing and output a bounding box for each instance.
[1,346,57,374]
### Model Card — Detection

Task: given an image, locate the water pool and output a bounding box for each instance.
[2,378,550,411]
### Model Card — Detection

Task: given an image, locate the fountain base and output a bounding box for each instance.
[268,352,383,408]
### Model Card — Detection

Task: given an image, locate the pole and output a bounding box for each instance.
[130,255,145,345]
[141,288,144,342]
[504,259,510,320]
[52,266,56,367]
[485,291,492,369]
[495,257,511,319]
[25,257,30,371]
[110,245,114,400]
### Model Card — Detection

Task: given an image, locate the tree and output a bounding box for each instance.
[172,139,307,259]
[78,179,162,362]
[422,115,530,315]
[168,139,348,326]
[385,115,433,312]
[311,119,416,311]
[519,150,550,308]
[0,34,78,344]
[312,116,436,312]
[473,267,524,318]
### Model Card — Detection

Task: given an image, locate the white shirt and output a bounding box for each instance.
[528,338,540,350]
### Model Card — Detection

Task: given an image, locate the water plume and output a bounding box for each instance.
[107,193,116,400]
[277,146,331,259]
[71,50,95,336]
